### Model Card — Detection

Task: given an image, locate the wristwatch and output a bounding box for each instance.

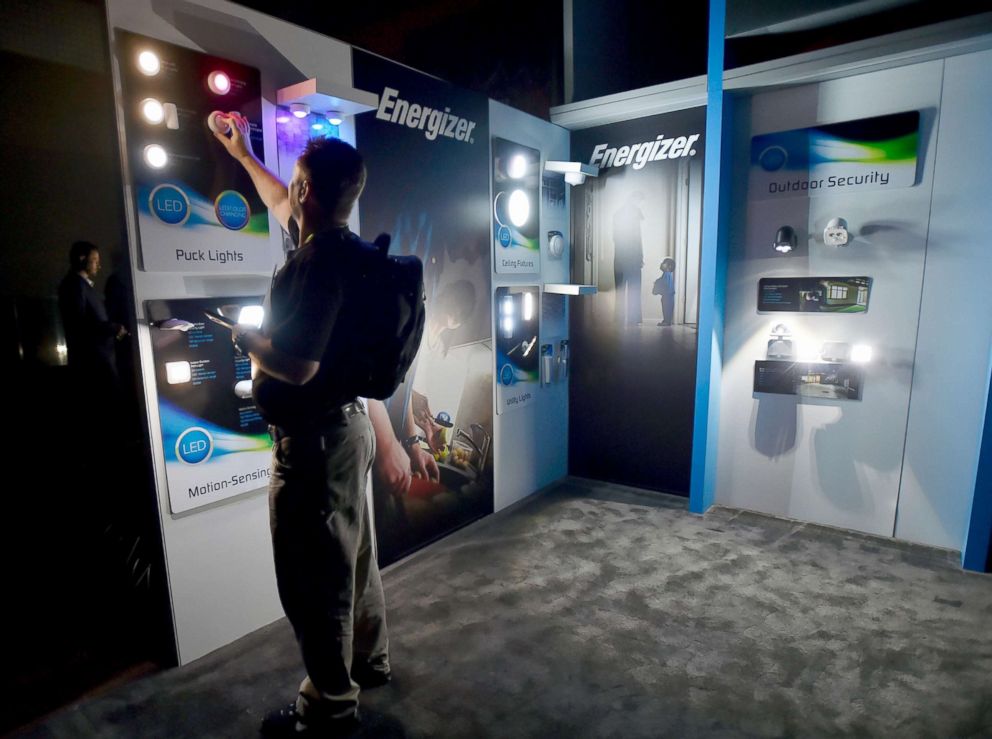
[400,434,423,451]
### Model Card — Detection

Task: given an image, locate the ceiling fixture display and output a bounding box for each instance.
[290,102,310,118]
[328,111,343,126]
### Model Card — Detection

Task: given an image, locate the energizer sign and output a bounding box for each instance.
[590,133,701,170]
[376,87,477,144]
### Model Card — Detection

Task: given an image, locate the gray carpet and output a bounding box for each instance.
[22,479,992,738]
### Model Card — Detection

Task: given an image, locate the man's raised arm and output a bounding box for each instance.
[212,111,292,232]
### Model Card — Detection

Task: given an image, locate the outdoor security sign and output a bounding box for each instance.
[749,111,920,199]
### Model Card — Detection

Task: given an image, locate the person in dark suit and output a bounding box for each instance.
[57,241,126,391]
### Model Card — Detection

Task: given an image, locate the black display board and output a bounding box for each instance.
[116,30,269,272]
[569,107,706,496]
[758,277,872,313]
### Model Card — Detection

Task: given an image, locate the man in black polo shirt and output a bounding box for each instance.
[214,113,395,736]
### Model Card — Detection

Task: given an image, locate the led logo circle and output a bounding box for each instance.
[214,190,251,230]
[176,427,213,465]
[149,184,190,226]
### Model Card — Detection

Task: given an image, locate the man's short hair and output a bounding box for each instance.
[69,241,98,271]
[298,137,366,214]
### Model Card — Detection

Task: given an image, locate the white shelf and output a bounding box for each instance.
[276,79,379,116]
[544,283,598,295]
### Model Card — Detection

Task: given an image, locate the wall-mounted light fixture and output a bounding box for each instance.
[823,217,850,247]
[774,225,797,254]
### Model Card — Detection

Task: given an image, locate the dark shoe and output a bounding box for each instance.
[261,702,361,737]
[351,663,392,689]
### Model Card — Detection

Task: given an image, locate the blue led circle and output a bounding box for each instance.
[149,184,190,226]
[758,145,788,172]
[214,190,251,230]
[176,427,213,465]
[497,226,512,248]
[499,363,515,386]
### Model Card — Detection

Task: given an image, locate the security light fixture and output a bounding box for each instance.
[823,217,850,247]
[774,225,797,254]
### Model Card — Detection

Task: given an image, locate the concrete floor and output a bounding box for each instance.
[22,479,992,738]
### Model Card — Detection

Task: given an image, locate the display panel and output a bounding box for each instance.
[492,138,541,274]
[146,297,271,514]
[495,286,540,413]
[754,360,865,400]
[353,49,494,566]
[569,107,705,495]
[116,30,270,272]
[758,276,872,313]
[750,111,920,200]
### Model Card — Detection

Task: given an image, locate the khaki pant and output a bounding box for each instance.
[268,409,389,722]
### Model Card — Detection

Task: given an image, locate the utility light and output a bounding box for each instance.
[166,361,192,384]
[238,305,264,328]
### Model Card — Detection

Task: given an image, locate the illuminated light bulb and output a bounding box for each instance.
[523,291,534,321]
[238,305,264,328]
[328,112,343,126]
[501,295,514,316]
[143,144,168,169]
[501,316,515,337]
[207,70,231,95]
[851,344,873,363]
[290,103,309,118]
[165,361,192,384]
[275,113,291,124]
[508,189,530,227]
[140,98,165,124]
[508,154,527,179]
[137,50,160,76]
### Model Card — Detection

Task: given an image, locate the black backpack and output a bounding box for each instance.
[346,232,426,399]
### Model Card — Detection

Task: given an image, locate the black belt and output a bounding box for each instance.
[270,401,365,443]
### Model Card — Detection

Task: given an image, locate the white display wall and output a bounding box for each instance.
[716,52,992,552]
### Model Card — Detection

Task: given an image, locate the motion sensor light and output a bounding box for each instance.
[137,50,160,76]
[140,98,165,124]
[328,112,344,126]
[508,190,530,228]
[207,70,231,95]
[290,103,310,119]
[508,154,527,179]
[165,361,192,384]
[238,305,264,328]
[143,144,168,169]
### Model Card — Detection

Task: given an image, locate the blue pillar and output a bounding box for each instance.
[689,0,731,514]
[963,351,992,571]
